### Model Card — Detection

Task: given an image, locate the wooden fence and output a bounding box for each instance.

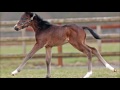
[1,16,120,26]
[0,16,120,66]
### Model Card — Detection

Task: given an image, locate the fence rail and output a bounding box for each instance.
[0,34,119,42]
[0,52,120,59]
[1,16,120,26]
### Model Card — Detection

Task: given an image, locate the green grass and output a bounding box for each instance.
[1,65,120,78]
[1,43,119,54]
[0,42,120,78]
[1,57,120,78]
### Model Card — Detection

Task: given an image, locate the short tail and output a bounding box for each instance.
[83,27,101,39]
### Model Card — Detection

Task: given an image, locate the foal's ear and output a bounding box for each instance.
[25,12,33,17]
[25,12,32,14]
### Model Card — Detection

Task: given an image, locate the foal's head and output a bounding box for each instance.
[14,12,36,31]
[14,12,52,31]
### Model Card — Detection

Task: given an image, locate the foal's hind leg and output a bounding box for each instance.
[81,45,93,78]
[87,45,117,72]
[70,42,93,78]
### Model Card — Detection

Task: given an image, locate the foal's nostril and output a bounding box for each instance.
[14,27,19,31]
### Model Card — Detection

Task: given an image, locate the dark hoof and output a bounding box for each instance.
[46,75,51,78]
[11,74,15,76]
[114,69,117,72]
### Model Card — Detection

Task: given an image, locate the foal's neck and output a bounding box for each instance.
[30,21,40,33]
[31,21,52,33]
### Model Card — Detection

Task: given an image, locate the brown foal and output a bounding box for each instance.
[12,12,116,78]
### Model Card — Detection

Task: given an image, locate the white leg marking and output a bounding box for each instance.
[105,64,114,71]
[11,70,18,76]
[83,71,92,78]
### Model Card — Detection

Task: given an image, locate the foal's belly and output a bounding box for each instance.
[45,37,69,47]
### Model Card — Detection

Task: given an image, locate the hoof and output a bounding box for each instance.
[114,69,117,72]
[11,74,15,76]
[11,70,18,76]
[11,73,16,76]
[46,76,51,78]
[46,75,51,78]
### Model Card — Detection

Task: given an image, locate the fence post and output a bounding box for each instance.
[57,23,63,67]
[96,25,102,52]
[22,29,26,54]
[57,46,63,66]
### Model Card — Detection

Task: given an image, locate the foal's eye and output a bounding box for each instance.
[22,18,28,20]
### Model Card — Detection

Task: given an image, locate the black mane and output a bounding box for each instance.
[34,13,52,30]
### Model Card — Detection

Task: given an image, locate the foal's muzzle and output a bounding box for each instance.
[14,24,24,31]
[14,27,19,31]
[14,24,20,31]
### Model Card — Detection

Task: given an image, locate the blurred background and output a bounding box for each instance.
[0,12,120,37]
[1,12,120,20]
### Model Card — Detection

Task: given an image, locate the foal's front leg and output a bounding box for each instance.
[45,47,52,78]
[11,43,43,76]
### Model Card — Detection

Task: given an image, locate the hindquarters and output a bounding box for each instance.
[63,24,87,45]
